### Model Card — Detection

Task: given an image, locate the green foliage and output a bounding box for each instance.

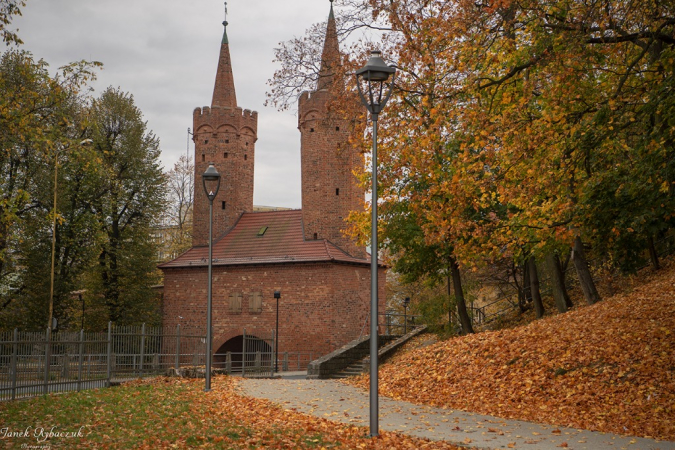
[0,50,164,331]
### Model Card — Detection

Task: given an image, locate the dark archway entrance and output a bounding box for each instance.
[214,333,273,374]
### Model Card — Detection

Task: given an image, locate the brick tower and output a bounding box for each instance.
[192,18,258,247]
[299,2,365,258]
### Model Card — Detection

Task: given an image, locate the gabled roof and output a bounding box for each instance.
[159,210,370,269]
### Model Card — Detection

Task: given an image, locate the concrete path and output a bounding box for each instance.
[239,378,675,450]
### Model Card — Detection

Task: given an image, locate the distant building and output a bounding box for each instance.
[159,3,385,364]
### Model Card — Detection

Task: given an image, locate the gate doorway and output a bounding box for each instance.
[213,329,275,377]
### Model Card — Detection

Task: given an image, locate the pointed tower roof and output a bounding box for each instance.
[211,18,237,108]
[317,0,340,91]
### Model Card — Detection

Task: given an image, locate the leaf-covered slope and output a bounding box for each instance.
[352,262,675,440]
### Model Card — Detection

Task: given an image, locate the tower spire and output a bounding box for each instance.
[317,0,340,91]
[211,1,237,108]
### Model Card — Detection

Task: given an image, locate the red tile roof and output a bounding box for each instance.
[158,210,370,268]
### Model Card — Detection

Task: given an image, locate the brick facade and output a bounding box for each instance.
[192,106,257,246]
[162,263,386,357]
[161,5,384,362]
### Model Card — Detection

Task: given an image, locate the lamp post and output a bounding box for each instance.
[202,162,221,391]
[274,290,281,373]
[403,297,410,335]
[356,50,396,437]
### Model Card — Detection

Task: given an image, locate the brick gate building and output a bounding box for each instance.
[159,3,385,365]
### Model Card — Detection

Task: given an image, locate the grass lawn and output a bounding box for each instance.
[0,376,461,449]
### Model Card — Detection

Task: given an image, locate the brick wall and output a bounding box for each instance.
[192,106,257,247]
[299,90,366,258]
[162,262,386,359]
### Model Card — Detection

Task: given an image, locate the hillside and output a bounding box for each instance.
[349,260,675,441]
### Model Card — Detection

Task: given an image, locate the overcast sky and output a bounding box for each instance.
[13,0,340,208]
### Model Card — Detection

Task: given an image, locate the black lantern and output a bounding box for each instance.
[355,50,396,117]
[202,163,221,201]
[355,50,396,438]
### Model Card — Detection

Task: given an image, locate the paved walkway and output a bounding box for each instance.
[239,377,675,450]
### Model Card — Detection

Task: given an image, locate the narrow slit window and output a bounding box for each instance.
[313,233,318,240]
[221,201,226,210]
[336,188,340,196]
[224,152,228,158]
[201,154,205,162]
[244,154,248,160]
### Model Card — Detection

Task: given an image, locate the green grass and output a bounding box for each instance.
[0,379,253,449]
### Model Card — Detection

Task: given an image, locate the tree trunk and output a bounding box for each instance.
[527,256,545,319]
[547,253,571,313]
[523,262,532,303]
[446,273,454,330]
[572,235,601,305]
[512,265,527,313]
[450,257,474,335]
[648,235,660,270]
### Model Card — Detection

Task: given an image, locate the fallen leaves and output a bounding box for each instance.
[347,259,675,440]
[0,375,466,449]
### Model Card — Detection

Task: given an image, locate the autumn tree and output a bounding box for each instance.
[0,49,102,330]
[0,0,24,46]
[162,153,194,260]
[84,87,166,326]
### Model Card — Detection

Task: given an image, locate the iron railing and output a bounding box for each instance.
[0,323,205,401]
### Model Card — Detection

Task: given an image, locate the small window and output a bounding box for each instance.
[245,142,248,146]
[257,226,268,236]
[310,128,315,132]
[204,139,209,144]
[226,139,229,144]
[336,188,340,196]
[221,201,226,210]
[249,292,262,314]
[313,233,318,240]
[244,154,248,160]
[336,126,340,131]
[228,292,242,314]
[224,152,228,158]
[201,154,205,162]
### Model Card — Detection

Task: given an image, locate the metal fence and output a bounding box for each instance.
[0,323,205,401]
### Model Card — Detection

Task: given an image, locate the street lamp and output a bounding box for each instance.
[274,290,281,373]
[355,50,396,437]
[202,162,221,391]
[403,297,410,335]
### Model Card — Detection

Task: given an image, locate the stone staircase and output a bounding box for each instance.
[317,326,428,379]
[330,359,368,379]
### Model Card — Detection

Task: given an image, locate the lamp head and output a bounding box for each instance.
[356,50,396,82]
[202,162,221,202]
[355,50,397,116]
[274,291,281,299]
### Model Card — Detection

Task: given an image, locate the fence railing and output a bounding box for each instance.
[0,323,205,401]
